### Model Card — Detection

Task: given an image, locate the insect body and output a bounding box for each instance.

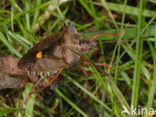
[18,23,96,80]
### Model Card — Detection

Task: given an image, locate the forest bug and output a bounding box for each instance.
[18,22,125,103]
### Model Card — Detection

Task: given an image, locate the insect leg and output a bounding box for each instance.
[81,57,111,70]
[86,62,111,70]
[26,73,39,84]
[46,70,62,87]
[43,32,49,36]
[34,77,44,88]
[78,63,89,77]
[24,70,62,104]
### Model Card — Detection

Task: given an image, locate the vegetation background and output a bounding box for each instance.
[0,0,156,117]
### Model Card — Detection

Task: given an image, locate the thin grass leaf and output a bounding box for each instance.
[25,1,31,31]
[3,1,51,25]
[120,71,132,87]
[51,0,64,20]
[101,0,118,28]
[54,88,88,117]
[131,0,144,108]
[23,83,35,117]
[122,43,150,80]
[112,0,127,116]
[0,108,20,116]
[8,31,30,49]
[94,2,156,17]
[0,31,22,57]
[79,0,94,18]
[31,0,41,32]
[62,73,112,112]
[10,0,15,31]
[146,41,156,108]
[107,77,131,117]
[15,34,32,46]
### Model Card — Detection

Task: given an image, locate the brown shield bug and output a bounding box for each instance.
[18,22,125,103]
[18,22,98,85]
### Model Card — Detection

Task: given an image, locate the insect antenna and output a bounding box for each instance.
[95,40,137,44]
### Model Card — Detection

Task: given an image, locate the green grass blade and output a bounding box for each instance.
[107,77,131,117]
[0,31,22,57]
[63,73,112,112]
[51,0,64,20]
[131,0,144,108]
[23,83,35,117]
[113,0,127,115]
[146,41,156,108]
[94,2,156,17]
[55,88,88,117]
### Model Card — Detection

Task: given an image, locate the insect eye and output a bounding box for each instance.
[36,51,42,58]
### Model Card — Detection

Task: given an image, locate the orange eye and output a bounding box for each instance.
[36,51,42,58]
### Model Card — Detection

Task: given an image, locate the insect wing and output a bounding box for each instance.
[18,33,63,71]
